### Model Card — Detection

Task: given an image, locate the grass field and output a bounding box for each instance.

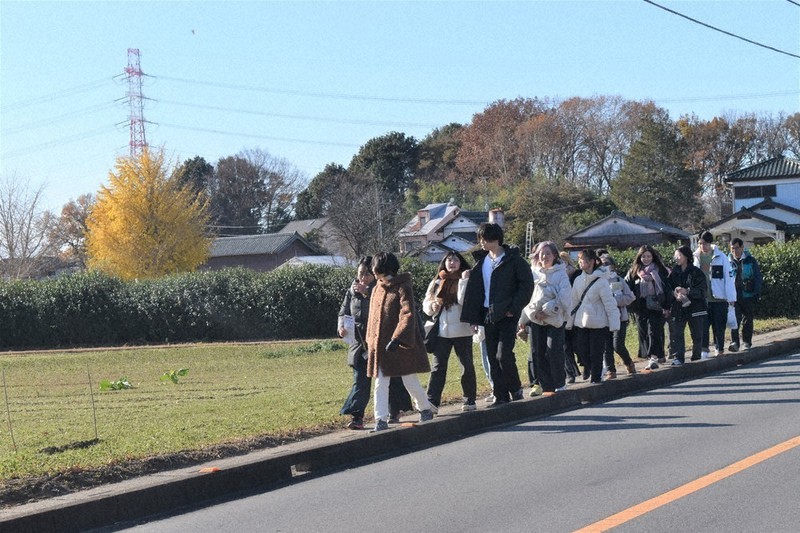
[1,316,797,484]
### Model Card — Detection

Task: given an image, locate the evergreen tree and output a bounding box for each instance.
[612,116,702,229]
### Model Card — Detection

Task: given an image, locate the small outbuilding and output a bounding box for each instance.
[562,211,690,251]
[201,233,319,273]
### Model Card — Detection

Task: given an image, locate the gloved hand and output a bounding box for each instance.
[385,338,401,352]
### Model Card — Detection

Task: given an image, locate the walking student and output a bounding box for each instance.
[462,223,534,406]
[423,252,478,412]
[693,232,736,357]
[599,253,637,377]
[727,238,762,351]
[366,252,435,432]
[667,245,707,364]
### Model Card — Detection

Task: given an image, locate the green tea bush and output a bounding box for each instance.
[0,241,794,350]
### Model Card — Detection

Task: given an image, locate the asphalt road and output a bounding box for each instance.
[115,352,800,533]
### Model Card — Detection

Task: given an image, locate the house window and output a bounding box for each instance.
[419,215,428,225]
[734,185,777,200]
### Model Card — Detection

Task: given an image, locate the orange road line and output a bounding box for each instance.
[574,435,800,533]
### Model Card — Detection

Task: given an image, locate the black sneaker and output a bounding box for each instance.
[346,418,364,430]
[511,388,524,401]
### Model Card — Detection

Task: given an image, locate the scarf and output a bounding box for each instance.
[436,269,462,309]
[637,263,663,297]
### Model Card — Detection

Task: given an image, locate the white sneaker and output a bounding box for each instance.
[742,342,751,350]
[529,383,543,397]
[484,394,496,403]
[713,348,721,357]
[555,385,568,392]
[701,351,710,360]
[645,358,659,370]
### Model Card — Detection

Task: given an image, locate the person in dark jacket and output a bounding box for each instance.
[727,238,762,351]
[461,223,534,406]
[338,256,411,430]
[667,246,707,365]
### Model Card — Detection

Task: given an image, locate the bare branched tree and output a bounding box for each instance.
[326,176,404,258]
[0,176,58,279]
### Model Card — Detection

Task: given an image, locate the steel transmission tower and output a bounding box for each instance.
[124,48,148,157]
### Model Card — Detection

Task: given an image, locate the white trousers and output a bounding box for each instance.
[374,368,431,422]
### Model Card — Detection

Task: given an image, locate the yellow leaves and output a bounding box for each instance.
[86,148,212,280]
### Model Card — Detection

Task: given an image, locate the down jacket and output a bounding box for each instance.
[567,268,621,332]
[519,262,572,328]
[693,245,736,302]
[366,272,431,378]
[422,277,473,338]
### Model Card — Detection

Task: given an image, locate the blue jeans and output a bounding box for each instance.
[340,352,370,419]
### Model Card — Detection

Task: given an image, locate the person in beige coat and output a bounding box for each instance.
[567,249,620,384]
[366,252,434,432]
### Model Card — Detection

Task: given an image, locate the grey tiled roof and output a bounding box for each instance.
[726,156,800,182]
[210,233,305,257]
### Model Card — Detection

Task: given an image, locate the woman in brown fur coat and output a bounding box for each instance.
[366,252,435,432]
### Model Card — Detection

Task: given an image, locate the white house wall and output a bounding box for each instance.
[734,181,800,211]
[443,217,480,238]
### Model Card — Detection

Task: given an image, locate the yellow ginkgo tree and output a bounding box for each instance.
[86,148,212,280]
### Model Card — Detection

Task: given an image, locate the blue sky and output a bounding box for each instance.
[1,0,798,212]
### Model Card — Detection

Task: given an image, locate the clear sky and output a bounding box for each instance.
[1,0,799,213]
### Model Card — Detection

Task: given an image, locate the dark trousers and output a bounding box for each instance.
[531,323,566,392]
[671,311,706,363]
[731,297,756,345]
[526,326,539,386]
[564,328,580,379]
[704,301,728,352]
[484,316,522,402]
[427,336,477,406]
[603,320,633,372]
[573,326,608,383]
[340,353,370,419]
[635,309,665,359]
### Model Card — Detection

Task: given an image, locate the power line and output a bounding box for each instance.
[152,74,488,106]
[0,78,112,112]
[786,0,800,8]
[655,90,799,104]
[157,123,361,148]
[156,99,440,129]
[643,0,800,59]
[1,102,118,135]
[1,127,115,159]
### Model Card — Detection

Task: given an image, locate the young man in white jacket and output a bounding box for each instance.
[693,232,737,357]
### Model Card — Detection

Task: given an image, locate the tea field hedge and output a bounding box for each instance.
[0,242,796,351]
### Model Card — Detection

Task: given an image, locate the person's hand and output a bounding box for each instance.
[461,270,470,279]
[516,328,528,342]
[385,338,400,352]
[338,327,346,337]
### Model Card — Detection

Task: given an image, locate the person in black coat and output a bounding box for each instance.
[461,223,534,405]
[667,245,707,364]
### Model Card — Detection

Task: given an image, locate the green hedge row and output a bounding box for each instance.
[1,242,795,351]
[0,259,439,351]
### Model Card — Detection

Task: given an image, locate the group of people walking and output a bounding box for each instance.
[337,224,763,433]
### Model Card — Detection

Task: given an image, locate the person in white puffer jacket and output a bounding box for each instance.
[567,249,621,384]
[423,251,477,411]
[518,241,573,394]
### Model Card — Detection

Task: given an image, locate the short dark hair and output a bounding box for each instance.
[477,222,504,245]
[371,252,399,276]
[731,238,744,247]
[357,256,373,274]
[701,231,714,244]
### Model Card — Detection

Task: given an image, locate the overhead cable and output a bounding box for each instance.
[643,0,800,59]
[1,78,112,112]
[157,99,440,129]
[152,75,488,106]
[158,123,361,148]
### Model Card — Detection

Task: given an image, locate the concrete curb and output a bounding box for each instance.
[2,326,799,532]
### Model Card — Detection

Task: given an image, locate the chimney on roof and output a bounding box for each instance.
[488,208,505,228]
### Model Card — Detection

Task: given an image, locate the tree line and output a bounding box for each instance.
[1,95,798,280]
